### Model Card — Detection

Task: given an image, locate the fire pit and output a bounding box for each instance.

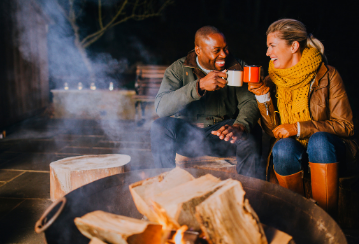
[36,168,347,244]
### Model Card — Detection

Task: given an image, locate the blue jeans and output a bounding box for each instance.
[272,132,346,176]
[150,117,265,179]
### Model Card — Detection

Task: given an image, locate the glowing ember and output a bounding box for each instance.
[173,225,188,244]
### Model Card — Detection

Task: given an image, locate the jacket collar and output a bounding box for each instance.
[183,49,243,71]
[311,62,329,90]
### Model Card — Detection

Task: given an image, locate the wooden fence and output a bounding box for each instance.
[0,0,49,129]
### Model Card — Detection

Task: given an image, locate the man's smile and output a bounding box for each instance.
[216,60,226,67]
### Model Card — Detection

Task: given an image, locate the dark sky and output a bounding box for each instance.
[46,0,359,113]
[88,0,357,67]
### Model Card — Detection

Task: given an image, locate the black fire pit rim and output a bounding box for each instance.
[48,168,346,244]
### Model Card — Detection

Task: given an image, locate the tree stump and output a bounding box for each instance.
[175,154,237,173]
[50,154,131,201]
[338,174,359,228]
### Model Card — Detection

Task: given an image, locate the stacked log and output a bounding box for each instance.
[74,168,293,244]
[75,211,162,244]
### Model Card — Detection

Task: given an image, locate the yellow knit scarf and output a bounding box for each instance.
[268,48,322,147]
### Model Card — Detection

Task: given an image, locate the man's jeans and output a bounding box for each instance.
[272,132,346,176]
[150,117,265,179]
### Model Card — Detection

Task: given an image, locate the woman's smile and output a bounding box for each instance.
[266,32,301,69]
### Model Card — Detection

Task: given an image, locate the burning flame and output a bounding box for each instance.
[173,225,188,244]
[151,201,185,244]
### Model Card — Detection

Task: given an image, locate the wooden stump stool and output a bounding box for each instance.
[175,154,237,173]
[338,174,359,228]
[50,154,131,201]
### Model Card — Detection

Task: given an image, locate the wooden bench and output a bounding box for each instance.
[133,65,167,121]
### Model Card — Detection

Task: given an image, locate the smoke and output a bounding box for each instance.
[129,36,157,64]
[15,0,132,90]
[14,0,139,126]
[9,0,158,176]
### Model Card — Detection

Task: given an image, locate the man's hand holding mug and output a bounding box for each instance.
[199,70,227,91]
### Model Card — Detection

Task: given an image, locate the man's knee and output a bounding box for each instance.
[236,133,261,153]
[151,117,175,135]
[152,117,170,129]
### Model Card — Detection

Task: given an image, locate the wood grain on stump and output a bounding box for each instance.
[50,154,130,201]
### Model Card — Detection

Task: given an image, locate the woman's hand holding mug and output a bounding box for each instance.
[243,65,270,96]
[248,81,270,96]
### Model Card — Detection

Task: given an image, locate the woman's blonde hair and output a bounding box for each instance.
[266,19,324,55]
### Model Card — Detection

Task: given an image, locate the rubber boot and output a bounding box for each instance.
[274,169,305,196]
[309,162,339,216]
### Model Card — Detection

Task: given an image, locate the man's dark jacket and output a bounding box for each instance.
[155,50,260,133]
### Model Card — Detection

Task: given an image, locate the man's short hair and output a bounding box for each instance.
[194,26,223,46]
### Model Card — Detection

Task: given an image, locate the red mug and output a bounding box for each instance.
[243,65,261,83]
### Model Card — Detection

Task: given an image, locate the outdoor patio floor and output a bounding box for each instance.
[0,116,358,243]
[0,117,154,243]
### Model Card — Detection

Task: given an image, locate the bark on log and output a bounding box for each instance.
[129,167,194,222]
[75,210,162,244]
[195,179,268,244]
[50,154,130,201]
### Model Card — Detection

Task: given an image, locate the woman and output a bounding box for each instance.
[248,19,357,215]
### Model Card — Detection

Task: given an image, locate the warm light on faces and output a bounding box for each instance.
[266,32,301,69]
[196,33,229,71]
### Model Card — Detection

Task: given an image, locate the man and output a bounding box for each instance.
[151,26,264,179]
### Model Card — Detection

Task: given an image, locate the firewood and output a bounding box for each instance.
[262,224,294,244]
[151,174,224,230]
[129,167,195,222]
[89,237,107,244]
[195,179,268,244]
[74,210,162,244]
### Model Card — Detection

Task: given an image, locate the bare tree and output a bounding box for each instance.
[56,0,174,80]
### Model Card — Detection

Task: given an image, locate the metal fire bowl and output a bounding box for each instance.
[38,168,347,244]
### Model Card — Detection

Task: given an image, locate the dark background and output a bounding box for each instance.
[1,0,358,128]
[79,0,359,117]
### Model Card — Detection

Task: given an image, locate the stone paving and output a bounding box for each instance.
[0,117,153,243]
[0,117,358,243]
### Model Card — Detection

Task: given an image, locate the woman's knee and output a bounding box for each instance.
[308,132,332,150]
[272,138,303,175]
[272,139,299,160]
[307,132,338,163]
